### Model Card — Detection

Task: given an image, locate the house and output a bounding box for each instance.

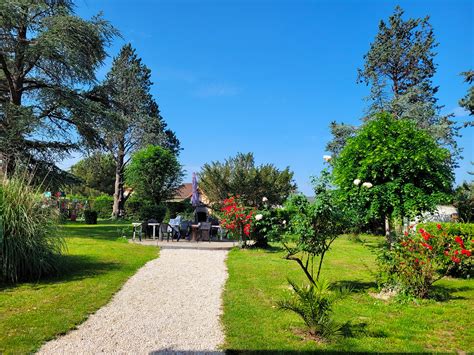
[168,183,211,222]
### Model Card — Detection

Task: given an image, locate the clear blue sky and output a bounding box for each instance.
[64,0,473,195]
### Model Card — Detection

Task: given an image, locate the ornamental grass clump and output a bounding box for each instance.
[0,175,63,283]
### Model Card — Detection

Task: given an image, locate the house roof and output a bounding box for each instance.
[174,183,193,201]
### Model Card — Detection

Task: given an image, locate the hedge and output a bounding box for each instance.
[419,222,474,238]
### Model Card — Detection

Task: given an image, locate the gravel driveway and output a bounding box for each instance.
[39,248,228,354]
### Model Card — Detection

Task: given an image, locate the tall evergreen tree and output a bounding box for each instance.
[0,0,116,177]
[327,6,458,157]
[97,44,180,218]
[459,70,474,127]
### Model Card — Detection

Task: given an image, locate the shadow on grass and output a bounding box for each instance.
[331,280,377,293]
[60,225,131,241]
[429,284,471,302]
[0,254,121,292]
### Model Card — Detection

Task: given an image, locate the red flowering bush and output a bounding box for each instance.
[220,196,254,246]
[385,225,473,298]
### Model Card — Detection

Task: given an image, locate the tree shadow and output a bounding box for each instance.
[0,254,121,291]
[331,280,377,293]
[428,284,471,302]
[340,321,388,339]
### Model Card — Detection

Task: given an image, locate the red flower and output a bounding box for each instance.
[444,250,450,256]
[461,249,471,257]
[404,231,408,236]
[437,224,442,230]
[451,256,461,263]
[454,236,465,248]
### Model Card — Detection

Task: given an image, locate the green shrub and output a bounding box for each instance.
[378,225,473,297]
[418,222,474,239]
[125,198,166,221]
[84,210,98,224]
[92,194,114,219]
[0,175,63,283]
[417,222,473,278]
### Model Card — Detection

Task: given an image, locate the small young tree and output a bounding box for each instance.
[333,113,454,243]
[125,145,183,207]
[279,169,350,340]
[282,169,347,284]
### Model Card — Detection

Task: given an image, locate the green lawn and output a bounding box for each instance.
[223,235,474,353]
[0,221,158,354]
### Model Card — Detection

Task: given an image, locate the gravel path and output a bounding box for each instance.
[39,249,228,354]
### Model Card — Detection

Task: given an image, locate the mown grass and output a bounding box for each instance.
[0,220,157,354]
[223,235,473,353]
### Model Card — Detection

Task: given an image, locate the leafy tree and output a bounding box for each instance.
[282,169,348,284]
[126,145,183,207]
[0,0,116,177]
[453,182,474,223]
[333,113,454,243]
[199,152,296,209]
[96,44,180,218]
[69,153,116,196]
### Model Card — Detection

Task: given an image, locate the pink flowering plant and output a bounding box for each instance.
[380,224,472,298]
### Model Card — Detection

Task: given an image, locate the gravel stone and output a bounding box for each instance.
[38,249,228,354]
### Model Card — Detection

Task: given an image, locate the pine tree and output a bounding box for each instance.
[96,44,180,218]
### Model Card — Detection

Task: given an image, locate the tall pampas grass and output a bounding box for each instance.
[0,171,64,283]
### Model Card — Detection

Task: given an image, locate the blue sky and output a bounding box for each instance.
[64,0,473,195]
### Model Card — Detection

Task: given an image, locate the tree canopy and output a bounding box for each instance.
[126,145,183,206]
[69,153,116,196]
[0,0,116,176]
[333,113,454,239]
[199,152,296,209]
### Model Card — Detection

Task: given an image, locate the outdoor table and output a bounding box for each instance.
[132,222,142,241]
[148,223,160,240]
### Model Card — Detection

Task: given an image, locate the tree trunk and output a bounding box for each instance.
[112,141,126,219]
[385,215,393,246]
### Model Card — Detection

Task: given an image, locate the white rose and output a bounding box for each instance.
[353,179,361,186]
[323,155,332,162]
[262,197,268,203]
[362,182,373,188]
[282,220,287,225]
[255,214,263,221]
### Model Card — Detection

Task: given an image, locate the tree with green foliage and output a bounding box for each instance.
[333,113,454,243]
[96,44,180,218]
[199,152,296,209]
[328,6,458,157]
[0,0,116,178]
[453,182,474,223]
[69,153,116,196]
[459,70,473,127]
[126,145,183,207]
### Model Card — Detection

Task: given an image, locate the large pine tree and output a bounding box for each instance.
[97,44,180,218]
[327,6,458,157]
